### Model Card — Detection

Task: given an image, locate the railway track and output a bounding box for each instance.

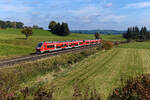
[0,44,100,68]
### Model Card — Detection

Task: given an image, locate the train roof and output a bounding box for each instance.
[42,39,101,44]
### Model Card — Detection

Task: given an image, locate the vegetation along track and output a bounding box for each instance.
[0,44,101,68]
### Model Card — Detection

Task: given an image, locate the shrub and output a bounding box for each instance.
[102,41,113,50]
[109,74,150,100]
[114,41,120,46]
[95,32,101,39]
[21,27,33,40]
[72,84,101,100]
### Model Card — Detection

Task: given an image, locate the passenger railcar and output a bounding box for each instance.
[36,39,102,53]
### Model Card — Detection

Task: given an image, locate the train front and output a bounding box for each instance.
[36,42,44,53]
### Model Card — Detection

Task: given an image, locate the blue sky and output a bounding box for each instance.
[1,0,150,30]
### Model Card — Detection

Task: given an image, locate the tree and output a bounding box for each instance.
[21,27,33,39]
[6,21,13,28]
[142,27,150,39]
[16,22,24,28]
[123,26,150,41]
[0,20,24,29]
[0,20,6,29]
[33,25,39,29]
[134,26,139,39]
[135,26,139,34]
[48,21,70,36]
[54,23,61,35]
[95,32,100,39]
[48,21,57,32]
[140,27,148,40]
[124,27,132,40]
[11,22,17,28]
[60,22,70,36]
[33,25,43,30]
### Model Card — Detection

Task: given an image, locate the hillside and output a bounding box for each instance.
[71,30,125,34]
[32,42,150,100]
[0,28,124,59]
[44,42,149,100]
[1,42,150,100]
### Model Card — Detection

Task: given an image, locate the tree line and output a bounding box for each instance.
[0,20,44,30]
[0,20,24,29]
[48,21,70,36]
[123,26,150,41]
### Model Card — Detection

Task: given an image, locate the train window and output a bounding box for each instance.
[47,45,54,48]
[70,43,74,46]
[62,44,67,47]
[86,42,89,43]
[56,46,61,48]
[80,42,83,44]
[37,43,43,47]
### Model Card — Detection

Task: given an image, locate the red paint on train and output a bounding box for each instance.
[36,39,102,53]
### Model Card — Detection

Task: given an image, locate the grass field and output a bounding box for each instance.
[19,42,149,100]
[3,42,148,99]
[0,28,124,59]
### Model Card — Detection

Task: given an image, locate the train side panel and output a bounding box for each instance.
[36,39,102,53]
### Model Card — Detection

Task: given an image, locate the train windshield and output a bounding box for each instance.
[37,43,43,48]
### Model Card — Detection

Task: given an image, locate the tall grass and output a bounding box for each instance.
[0,48,98,94]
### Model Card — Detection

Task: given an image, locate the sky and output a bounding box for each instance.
[1,0,150,30]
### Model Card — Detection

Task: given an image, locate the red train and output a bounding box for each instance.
[36,39,102,53]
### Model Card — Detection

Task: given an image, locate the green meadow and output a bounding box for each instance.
[0,42,148,100]
[1,29,150,99]
[0,28,124,59]
[45,42,150,100]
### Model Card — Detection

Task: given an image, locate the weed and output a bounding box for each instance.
[109,74,150,100]
[102,41,113,50]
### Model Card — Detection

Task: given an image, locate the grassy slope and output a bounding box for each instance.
[0,28,124,59]
[34,42,149,100]
[0,29,93,59]
[101,34,125,41]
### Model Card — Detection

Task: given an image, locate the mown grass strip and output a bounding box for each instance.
[48,48,146,100]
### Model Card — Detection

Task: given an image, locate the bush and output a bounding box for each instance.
[109,74,150,100]
[102,41,113,50]
[21,27,33,39]
[114,42,120,46]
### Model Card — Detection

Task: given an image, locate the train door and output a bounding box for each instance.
[56,43,62,50]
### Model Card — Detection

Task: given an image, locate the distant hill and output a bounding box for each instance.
[71,30,126,35]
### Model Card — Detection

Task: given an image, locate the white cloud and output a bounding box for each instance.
[68,5,125,24]
[125,2,150,9]
[99,15,126,23]
[0,4,32,12]
[69,5,102,16]
[104,3,113,8]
